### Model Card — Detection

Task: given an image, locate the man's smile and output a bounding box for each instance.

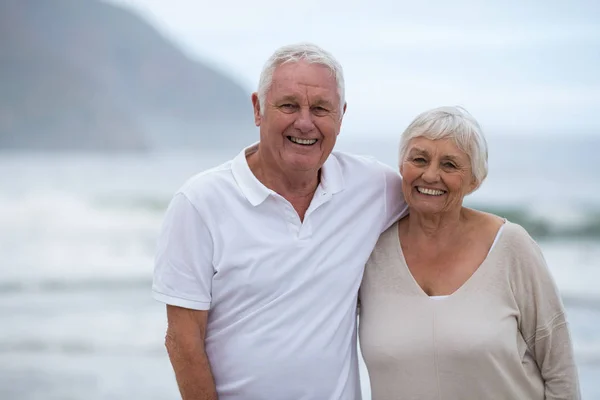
[287,136,318,145]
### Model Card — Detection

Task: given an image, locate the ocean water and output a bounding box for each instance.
[1,135,599,399]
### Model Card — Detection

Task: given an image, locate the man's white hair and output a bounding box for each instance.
[398,106,489,190]
[257,43,345,116]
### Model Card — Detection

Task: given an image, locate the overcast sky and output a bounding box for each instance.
[107,0,599,138]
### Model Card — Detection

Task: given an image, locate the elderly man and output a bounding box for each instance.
[152,43,407,400]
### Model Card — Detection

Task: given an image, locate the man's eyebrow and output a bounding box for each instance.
[312,99,335,108]
[277,95,298,103]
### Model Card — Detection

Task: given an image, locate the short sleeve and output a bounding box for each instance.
[152,193,214,310]
[380,161,409,232]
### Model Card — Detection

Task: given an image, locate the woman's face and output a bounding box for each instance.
[400,137,477,216]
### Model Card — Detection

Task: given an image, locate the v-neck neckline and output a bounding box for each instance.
[391,220,507,299]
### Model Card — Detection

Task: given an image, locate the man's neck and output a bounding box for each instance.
[247,151,320,200]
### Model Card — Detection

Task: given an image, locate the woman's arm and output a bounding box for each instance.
[509,224,581,399]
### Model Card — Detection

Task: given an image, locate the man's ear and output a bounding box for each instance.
[337,102,348,136]
[251,93,261,127]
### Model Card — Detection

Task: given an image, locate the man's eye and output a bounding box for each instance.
[278,104,298,113]
[312,106,329,115]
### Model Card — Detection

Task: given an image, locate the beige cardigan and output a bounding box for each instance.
[359,221,580,400]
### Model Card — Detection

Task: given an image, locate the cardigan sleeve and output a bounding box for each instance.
[508,223,581,400]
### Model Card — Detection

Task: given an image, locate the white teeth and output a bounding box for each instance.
[417,187,445,196]
[289,137,317,145]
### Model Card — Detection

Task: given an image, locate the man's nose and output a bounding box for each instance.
[293,108,316,133]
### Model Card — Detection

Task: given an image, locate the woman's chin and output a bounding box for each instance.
[410,202,451,216]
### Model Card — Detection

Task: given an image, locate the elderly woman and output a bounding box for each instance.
[359,106,580,399]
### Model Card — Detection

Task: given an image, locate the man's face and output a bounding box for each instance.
[252,61,346,174]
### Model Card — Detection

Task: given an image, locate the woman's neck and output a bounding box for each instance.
[403,207,472,245]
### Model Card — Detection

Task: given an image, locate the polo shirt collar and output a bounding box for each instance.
[231,143,271,207]
[319,152,344,196]
[231,142,345,207]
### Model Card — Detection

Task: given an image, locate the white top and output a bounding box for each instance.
[153,144,408,400]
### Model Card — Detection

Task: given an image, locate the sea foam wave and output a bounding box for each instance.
[2,189,600,239]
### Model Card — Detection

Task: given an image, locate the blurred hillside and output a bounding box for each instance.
[0,0,256,151]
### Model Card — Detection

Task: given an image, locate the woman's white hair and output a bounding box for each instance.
[257,42,345,116]
[398,106,489,190]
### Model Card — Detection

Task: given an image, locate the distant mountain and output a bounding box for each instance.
[0,0,257,151]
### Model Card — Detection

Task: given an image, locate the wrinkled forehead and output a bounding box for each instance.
[407,138,471,160]
[269,62,339,105]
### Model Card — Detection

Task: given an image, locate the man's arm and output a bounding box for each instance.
[165,305,217,400]
[380,161,408,231]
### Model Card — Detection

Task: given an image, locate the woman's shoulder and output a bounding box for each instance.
[466,209,544,261]
[476,214,547,274]
[465,208,503,225]
[373,219,401,254]
[464,208,506,241]
[467,209,532,240]
[493,218,538,251]
[502,220,537,242]
[366,220,402,269]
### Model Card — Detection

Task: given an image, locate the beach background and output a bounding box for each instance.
[1,136,600,399]
[1,0,599,399]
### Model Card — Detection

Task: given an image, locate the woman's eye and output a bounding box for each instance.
[443,162,456,169]
[413,157,426,163]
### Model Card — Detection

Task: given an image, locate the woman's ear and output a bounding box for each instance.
[466,176,479,194]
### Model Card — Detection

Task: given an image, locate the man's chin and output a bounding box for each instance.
[282,153,324,171]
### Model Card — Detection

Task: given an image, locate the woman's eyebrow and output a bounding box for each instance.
[408,147,428,156]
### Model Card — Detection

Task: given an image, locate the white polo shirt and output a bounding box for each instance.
[153,144,407,400]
